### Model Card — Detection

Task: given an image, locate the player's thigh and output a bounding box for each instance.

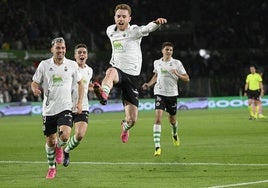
[106,67,119,83]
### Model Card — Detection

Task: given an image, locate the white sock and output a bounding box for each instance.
[45,143,56,168]
[170,121,178,136]
[153,124,161,148]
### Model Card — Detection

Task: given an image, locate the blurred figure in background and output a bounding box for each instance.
[256,71,266,118]
[244,65,264,120]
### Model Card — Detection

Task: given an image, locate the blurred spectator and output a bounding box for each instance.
[0,89,3,103]
[0,1,267,100]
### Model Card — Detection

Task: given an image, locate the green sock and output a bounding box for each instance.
[248,105,253,116]
[65,135,80,153]
[57,137,68,147]
[102,85,110,95]
[45,143,56,168]
[255,106,259,116]
[122,121,132,131]
[153,124,161,148]
[170,121,178,136]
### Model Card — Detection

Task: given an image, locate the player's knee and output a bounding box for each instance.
[127,119,136,126]
[58,132,70,143]
[106,67,116,76]
[170,118,176,125]
[58,127,71,141]
[61,137,69,143]
[47,135,57,147]
[76,133,84,141]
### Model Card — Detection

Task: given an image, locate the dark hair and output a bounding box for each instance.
[115,4,131,15]
[51,37,65,46]
[162,42,174,49]
[74,43,88,52]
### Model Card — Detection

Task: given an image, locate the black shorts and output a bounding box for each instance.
[72,111,89,124]
[155,95,177,116]
[115,68,140,107]
[42,110,73,136]
[247,89,260,100]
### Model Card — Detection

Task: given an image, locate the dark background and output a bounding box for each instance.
[0,0,267,102]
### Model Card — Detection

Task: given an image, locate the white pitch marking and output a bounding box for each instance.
[208,179,268,188]
[0,161,268,166]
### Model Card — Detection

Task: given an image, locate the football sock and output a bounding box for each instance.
[45,143,56,168]
[170,121,178,136]
[259,105,263,114]
[102,85,110,95]
[122,121,132,131]
[57,137,68,147]
[153,124,161,148]
[255,106,259,116]
[248,105,253,116]
[65,135,80,153]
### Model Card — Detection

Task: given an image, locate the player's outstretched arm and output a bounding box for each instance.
[153,18,167,25]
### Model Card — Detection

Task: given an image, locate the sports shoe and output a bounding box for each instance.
[55,145,63,164]
[46,168,56,179]
[259,114,267,119]
[172,135,180,147]
[154,147,161,156]
[253,114,258,120]
[93,82,108,105]
[121,120,129,143]
[63,151,70,167]
[249,116,255,120]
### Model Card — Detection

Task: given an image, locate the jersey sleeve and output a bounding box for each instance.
[140,22,160,35]
[32,61,44,84]
[106,24,116,37]
[246,75,250,83]
[73,63,82,83]
[153,60,158,73]
[130,22,160,38]
[258,74,263,82]
[177,60,187,74]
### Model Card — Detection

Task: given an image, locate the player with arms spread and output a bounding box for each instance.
[94,3,167,143]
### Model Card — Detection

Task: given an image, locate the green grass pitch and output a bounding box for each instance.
[0,108,268,188]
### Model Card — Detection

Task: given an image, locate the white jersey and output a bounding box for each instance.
[72,64,93,112]
[106,22,160,76]
[153,58,187,97]
[32,57,82,116]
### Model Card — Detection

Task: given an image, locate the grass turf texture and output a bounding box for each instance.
[0,108,267,188]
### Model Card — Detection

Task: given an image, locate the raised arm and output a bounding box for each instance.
[141,18,167,34]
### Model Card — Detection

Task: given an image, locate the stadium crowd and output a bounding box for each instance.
[0,0,268,103]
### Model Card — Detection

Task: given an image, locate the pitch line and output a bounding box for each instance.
[0,161,268,166]
[208,179,268,188]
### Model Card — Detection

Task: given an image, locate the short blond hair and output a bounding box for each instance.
[115,4,132,15]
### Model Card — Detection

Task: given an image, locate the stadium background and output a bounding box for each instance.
[0,0,268,103]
